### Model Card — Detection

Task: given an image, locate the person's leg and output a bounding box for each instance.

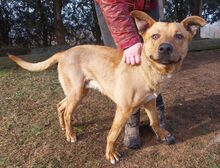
[94,3,116,48]
[156,94,166,128]
[123,109,141,148]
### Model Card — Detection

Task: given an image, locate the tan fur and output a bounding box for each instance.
[8,11,206,164]
[8,53,61,71]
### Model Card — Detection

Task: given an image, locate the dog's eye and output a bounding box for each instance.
[151,34,160,40]
[175,34,184,40]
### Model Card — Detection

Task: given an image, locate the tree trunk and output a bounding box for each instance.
[173,0,188,22]
[190,0,203,15]
[189,0,203,38]
[158,0,165,20]
[53,0,66,45]
[0,1,10,45]
[0,19,10,45]
[91,1,103,45]
[37,0,49,46]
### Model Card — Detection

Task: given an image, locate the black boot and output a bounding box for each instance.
[156,94,166,128]
[156,94,175,144]
[123,110,141,149]
[123,94,172,148]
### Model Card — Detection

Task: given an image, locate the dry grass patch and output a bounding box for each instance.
[0,49,220,168]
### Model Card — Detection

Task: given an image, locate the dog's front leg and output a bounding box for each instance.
[106,106,133,164]
[144,99,175,144]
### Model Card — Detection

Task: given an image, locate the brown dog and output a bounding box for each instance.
[9,11,206,164]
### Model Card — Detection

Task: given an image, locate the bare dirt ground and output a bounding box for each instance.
[0,49,220,168]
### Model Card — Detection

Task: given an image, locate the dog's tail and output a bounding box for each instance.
[8,53,61,72]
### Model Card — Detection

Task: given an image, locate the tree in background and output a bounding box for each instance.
[165,0,220,23]
[0,0,56,47]
[165,0,220,38]
[62,0,101,45]
[203,0,220,23]
[165,0,190,22]
[0,0,12,45]
[0,0,219,47]
[0,0,101,47]
[165,0,203,22]
[54,0,66,45]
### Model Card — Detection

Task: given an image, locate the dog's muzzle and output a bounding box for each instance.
[150,55,182,65]
[148,43,182,65]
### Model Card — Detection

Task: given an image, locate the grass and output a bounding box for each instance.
[210,164,220,168]
[74,125,84,134]
[31,124,43,136]
[0,49,220,167]
[0,69,10,77]
[0,156,10,167]
[0,65,13,77]
[32,158,61,168]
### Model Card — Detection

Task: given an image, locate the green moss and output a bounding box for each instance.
[31,125,43,136]
[0,156,10,167]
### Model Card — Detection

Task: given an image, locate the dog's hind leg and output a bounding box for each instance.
[58,59,89,143]
[106,106,133,164]
[57,98,67,130]
[64,87,85,143]
[57,62,71,130]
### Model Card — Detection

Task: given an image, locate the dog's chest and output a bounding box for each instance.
[85,79,102,91]
[143,93,158,104]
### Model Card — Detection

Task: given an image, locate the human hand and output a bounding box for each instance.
[122,42,143,65]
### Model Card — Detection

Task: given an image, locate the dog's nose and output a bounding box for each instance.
[158,43,173,55]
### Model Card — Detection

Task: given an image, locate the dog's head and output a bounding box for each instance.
[131,10,206,74]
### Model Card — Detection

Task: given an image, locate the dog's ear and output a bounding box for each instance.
[181,16,206,36]
[130,10,156,35]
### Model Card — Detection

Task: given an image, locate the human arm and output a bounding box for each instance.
[96,0,142,65]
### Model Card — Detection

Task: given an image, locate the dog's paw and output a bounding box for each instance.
[157,134,175,145]
[106,151,121,165]
[124,136,141,149]
[66,134,77,143]
[165,134,175,145]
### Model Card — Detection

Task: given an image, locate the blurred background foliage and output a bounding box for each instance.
[0,0,219,47]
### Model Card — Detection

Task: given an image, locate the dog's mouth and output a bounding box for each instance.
[149,56,182,65]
